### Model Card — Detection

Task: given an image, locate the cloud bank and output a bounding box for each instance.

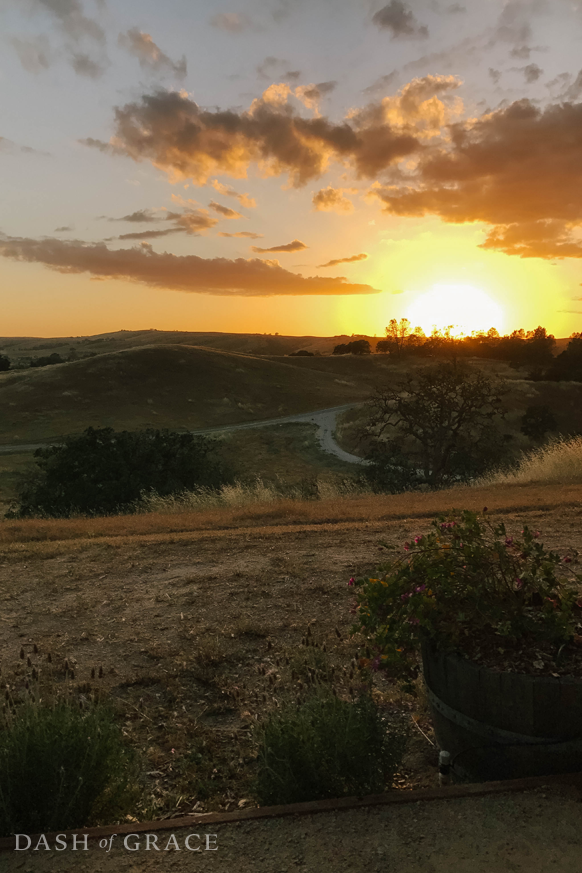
[0,234,381,296]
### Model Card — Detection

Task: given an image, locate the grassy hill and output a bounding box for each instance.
[0,344,371,446]
[0,329,370,362]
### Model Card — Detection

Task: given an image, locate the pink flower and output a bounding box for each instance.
[505,537,514,547]
[414,536,422,544]
[348,577,355,586]
[401,592,412,601]
[415,584,426,593]
[534,531,540,538]
[563,556,572,564]
[516,578,523,589]
[404,542,411,551]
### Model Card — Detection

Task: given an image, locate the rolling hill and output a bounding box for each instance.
[0,344,371,446]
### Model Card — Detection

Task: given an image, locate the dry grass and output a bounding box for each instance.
[2,481,582,547]
[479,435,582,487]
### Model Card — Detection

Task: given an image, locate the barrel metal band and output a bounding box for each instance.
[424,683,581,747]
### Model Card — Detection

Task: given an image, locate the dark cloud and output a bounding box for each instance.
[118,228,178,240]
[372,1,429,39]
[211,180,256,208]
[312,187,354,214]
[522,63,543,83]
[295,80,337,112]
[112,209,159,223]
[33,0,106,44]
[11,36,52,73]
[70,51,107,78]
[317,253,368,267]
[218,231,264,239]
[118,29,187,78]
[363,71,398,97]
[257,57,301,81]
[210,12,252,33]
[113,208,218,239]
[208,200,242,219]
[78,137,126,156]
[489,68,501,84]
[81,86,421,186]
[0,234,381,297]
[251,239,307,253]
[54,225,72,232]
[565,70,582,101]
[371,98,582,259]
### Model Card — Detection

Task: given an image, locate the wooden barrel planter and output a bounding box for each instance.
[421,641,582,783]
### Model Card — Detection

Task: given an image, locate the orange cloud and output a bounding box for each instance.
[317,253,368,267]
[208,200,242,219]
[372,98,582,259]
[211,180,256,208]
[251,239,307,253]
[312,186,354,214]
[82,86,421,186]
[0,234,381,296]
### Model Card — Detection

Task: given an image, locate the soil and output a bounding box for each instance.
[2,501,582,866]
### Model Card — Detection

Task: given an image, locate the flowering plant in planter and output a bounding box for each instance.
[350,510,582,690]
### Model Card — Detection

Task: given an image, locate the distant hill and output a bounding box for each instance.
[0,329,377,362]
[0,344,371,446]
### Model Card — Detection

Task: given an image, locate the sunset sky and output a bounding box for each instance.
[2,0,582,338]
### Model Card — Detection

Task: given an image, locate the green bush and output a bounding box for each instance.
[0,700,138,836]
[8,426,232,518]
[253,687,406,806]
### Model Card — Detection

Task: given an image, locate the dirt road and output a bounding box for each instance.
[0,403,368,464]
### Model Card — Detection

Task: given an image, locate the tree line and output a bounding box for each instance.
[333,319,582,381]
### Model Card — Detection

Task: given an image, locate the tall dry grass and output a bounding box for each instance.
[137,476,366,514]
[478,435,582,487]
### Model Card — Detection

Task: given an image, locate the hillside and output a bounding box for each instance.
[0,329,370,362]
[0,344,370,446]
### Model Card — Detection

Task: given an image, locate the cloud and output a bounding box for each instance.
[210,12,252,33]
[363,71,398,97]
[110,207,218,239]
[251,239,307,253]
[208,200,242,219]
[317,253,368,267]
[32,0,106,44]
[295,81,337,112]
[118,28,187,78]
[11,36,52,74]
[0,136,48,156]
[81,85,422,186]
[54,225,72,232]
[372,1,429,39]
[312,186,354,214]
[0,234,381,296]
[211,180,256,208]
[371,98,582,259]
[257,57,301,81]
[112,209,159,222]
[447,3,465,12]
[521,63,543,83]
[70,51,107,78]
[218,231,264,239]
[489,68,501,84]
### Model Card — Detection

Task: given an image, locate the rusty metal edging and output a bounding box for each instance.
[1,771,581,852]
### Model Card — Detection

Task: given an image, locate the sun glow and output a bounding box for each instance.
[405,283,505,337]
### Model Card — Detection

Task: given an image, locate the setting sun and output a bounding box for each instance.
[405,284,505,337]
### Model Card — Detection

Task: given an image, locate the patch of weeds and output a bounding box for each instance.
[253,684,408,806]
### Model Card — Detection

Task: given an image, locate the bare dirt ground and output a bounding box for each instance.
[2,489,582,869]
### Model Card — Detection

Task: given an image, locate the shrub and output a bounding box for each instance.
[350,510,582,689]
[0,700,137,836]
[253,686,406,805]
[520,404,558,442]
[480,434,582,486]
[9,426,232,518]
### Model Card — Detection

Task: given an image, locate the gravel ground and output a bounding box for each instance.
[3,784,582,872]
